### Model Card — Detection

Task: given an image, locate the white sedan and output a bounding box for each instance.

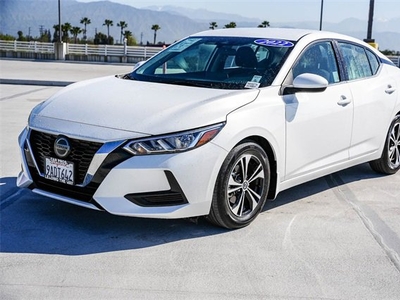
[17,28,400,229]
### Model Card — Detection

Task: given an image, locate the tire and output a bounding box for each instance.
[207,142,270,229]
[369,115,400,175]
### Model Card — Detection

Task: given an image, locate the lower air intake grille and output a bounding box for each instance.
[124,171,188,207]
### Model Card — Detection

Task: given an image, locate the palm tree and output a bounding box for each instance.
[224,22,237,29]
[123,30,132,38]
[53,24,60,42]
[123,30,136,46]
[70,26,82,44]
[17,31,25,41]
[80,17,91,40]
[117,21,128,44]
[61,22,72,42]
[103,19,113,44]
[209,22,218,30]
[151,24,161,45]
[258,20,270,28]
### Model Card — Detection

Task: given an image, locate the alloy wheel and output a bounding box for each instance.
[388,120,400,169]
[227,154,265,217]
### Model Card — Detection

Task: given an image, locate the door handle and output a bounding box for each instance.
[385,85,396,94]
[337,95,351,106]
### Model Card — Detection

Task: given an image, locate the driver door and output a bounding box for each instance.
[284,41,353,182]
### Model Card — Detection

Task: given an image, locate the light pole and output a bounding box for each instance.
[319,0,324,31]
[366,0,375,40]
[364,0,377,48]
[56,0,65,60]
[58,0,61,42]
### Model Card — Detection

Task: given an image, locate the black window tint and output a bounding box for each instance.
[293,41,340,84]
[366,50,380,75]
[338,42,373,80]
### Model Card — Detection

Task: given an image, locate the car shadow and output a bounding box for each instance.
[0,164,389,256]
[0,177,228,256]
[263,163,387,211]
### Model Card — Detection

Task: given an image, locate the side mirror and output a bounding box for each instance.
[283,73,328,95]
[293,73,328,89]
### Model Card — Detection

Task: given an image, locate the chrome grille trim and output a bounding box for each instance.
[25,130,44,177]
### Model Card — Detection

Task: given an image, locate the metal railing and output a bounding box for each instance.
[67,43,161,58]
[0,40,54,53]
[387,56,400,67]
[0,40,162,60]
[1,40,399,67]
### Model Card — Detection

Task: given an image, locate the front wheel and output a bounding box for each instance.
[369,115,400,174]
[207,142,270,229]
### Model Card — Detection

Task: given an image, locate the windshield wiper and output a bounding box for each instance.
[169,80,214,88]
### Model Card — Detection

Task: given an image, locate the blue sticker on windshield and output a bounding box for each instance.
[254,39,294,47]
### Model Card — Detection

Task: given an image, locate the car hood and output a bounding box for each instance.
[29,76,259,141]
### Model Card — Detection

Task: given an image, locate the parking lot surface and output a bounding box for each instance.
[1,59,399,299]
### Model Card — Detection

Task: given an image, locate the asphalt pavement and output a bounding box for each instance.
[1,58,400,300]
[0,58,133,86]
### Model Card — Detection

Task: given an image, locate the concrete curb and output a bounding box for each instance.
[0,78,74,87]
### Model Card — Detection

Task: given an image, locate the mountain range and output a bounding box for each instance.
[1,0,399,50]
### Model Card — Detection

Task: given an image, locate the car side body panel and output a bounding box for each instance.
[348,65,398,160]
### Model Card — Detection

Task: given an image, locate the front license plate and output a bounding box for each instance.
[45,157,74,185]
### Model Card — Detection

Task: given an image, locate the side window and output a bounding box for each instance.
[293,41,340,84]
[366,50,380,75]
[338,42,373,80]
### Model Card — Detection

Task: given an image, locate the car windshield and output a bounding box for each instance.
[129,36,295,90]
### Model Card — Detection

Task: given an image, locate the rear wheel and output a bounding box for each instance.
[369,115,400,174]
[207,142,270,229]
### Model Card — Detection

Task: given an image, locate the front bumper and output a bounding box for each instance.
[17,127,228,219]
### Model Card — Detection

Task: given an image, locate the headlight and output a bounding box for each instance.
[123,123,224,155]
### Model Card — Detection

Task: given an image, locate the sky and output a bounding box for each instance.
[78,0,400,23]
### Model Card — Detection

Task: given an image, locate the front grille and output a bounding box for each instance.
[29,130,103,184]
[26,130,131,203]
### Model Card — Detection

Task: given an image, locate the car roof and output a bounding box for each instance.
[189,27,384,57]
[190,27,364,44]
[191,28,318,41]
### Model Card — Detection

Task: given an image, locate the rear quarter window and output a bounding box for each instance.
[366,50,380,75]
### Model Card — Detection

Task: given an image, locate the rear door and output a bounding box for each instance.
[337,42,397,159]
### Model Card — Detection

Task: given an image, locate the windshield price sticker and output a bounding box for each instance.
[244,75,263,88]
[245,81,260,89]
[45,157,74,185]
[251,75,262,83]
[254,39,294,47]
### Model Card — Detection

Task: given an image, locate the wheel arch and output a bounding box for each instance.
[235,135,278,200]
[369,112,400,174]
